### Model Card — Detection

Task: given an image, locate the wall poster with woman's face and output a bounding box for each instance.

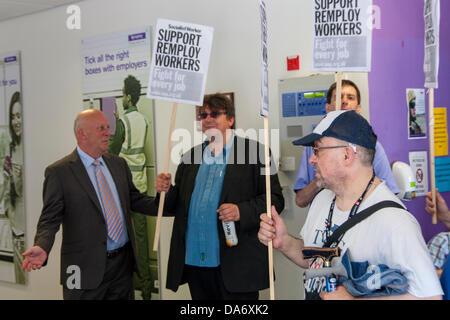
[0,51,26,285]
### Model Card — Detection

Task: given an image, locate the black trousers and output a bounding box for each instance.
[183,265,259,300]
[63,243,134,300]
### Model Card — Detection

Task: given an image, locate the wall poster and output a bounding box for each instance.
[407,88,427,139]
[0,51,26,285]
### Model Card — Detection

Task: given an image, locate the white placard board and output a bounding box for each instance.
[147,19,214,106]
[312,0,373,72]
[424,0,440,88]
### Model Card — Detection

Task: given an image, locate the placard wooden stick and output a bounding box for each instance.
[263,116,275,300]
[428,88,437,225]
[153,102,178,251]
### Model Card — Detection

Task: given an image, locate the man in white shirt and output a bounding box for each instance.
[258,110,443,300]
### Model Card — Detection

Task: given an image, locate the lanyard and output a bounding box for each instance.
[325,171,376,248]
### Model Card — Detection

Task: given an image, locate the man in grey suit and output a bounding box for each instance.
[22,109,163,300]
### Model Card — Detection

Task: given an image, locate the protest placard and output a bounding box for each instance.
[312,0,372,72]
[260,0,269,117]
[147,19,214,105]
[424,0,440,89]
[0,51,26,285]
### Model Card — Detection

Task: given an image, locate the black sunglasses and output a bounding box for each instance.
[197,111,227,120]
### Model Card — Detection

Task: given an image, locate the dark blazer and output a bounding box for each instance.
[162,136,284,293]
[33,149,155,289]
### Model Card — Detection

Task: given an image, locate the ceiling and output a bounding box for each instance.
[0,0,81,22]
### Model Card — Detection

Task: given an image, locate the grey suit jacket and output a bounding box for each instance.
[34,149,155,289]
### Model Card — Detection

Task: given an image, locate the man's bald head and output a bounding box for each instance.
[74,109,111,159]
[74,109,103,136]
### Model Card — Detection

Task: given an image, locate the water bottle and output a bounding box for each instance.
[326,275,337,292]
[222,221,238,247]
[324,260,337,292]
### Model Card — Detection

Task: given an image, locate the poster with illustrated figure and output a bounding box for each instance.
[0,51,26,285]
[82,28,159,300]
[407,89,427,139]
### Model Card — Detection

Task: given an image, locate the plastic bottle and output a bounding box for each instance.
[324,260,337,292]
[222,221,238,247]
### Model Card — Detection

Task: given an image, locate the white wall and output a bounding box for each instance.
[0,0,369,299]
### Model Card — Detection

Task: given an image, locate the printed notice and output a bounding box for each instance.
[409,151,428,197]
[434,107,448,156]
[82,27,151,96]
[147,19,214,105]
[312,0,372,72]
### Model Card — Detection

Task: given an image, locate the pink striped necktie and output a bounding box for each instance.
[92,160,124,243]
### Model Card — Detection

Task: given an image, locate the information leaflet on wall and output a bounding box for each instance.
[147,19,213,106]
[260,0,269,116]
[312,0,373,72]
[409,151,428,197]
[435,157,450,193]
[424,0,440,88]
[434,107,448,156]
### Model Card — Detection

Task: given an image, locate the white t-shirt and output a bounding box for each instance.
[300,182,443,298]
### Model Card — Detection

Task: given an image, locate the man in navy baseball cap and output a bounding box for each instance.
[258,109,443,301]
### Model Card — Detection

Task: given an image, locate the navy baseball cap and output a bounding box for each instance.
[292,110,377,150]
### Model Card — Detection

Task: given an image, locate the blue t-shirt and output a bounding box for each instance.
[294,141,399,194]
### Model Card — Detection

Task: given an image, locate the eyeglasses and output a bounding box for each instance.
[197,111,227,120]
[313,144,357,156]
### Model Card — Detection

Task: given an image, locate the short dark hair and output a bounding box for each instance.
[123,75,141,106]
[197,93,235,129]
[326,79,361,105]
